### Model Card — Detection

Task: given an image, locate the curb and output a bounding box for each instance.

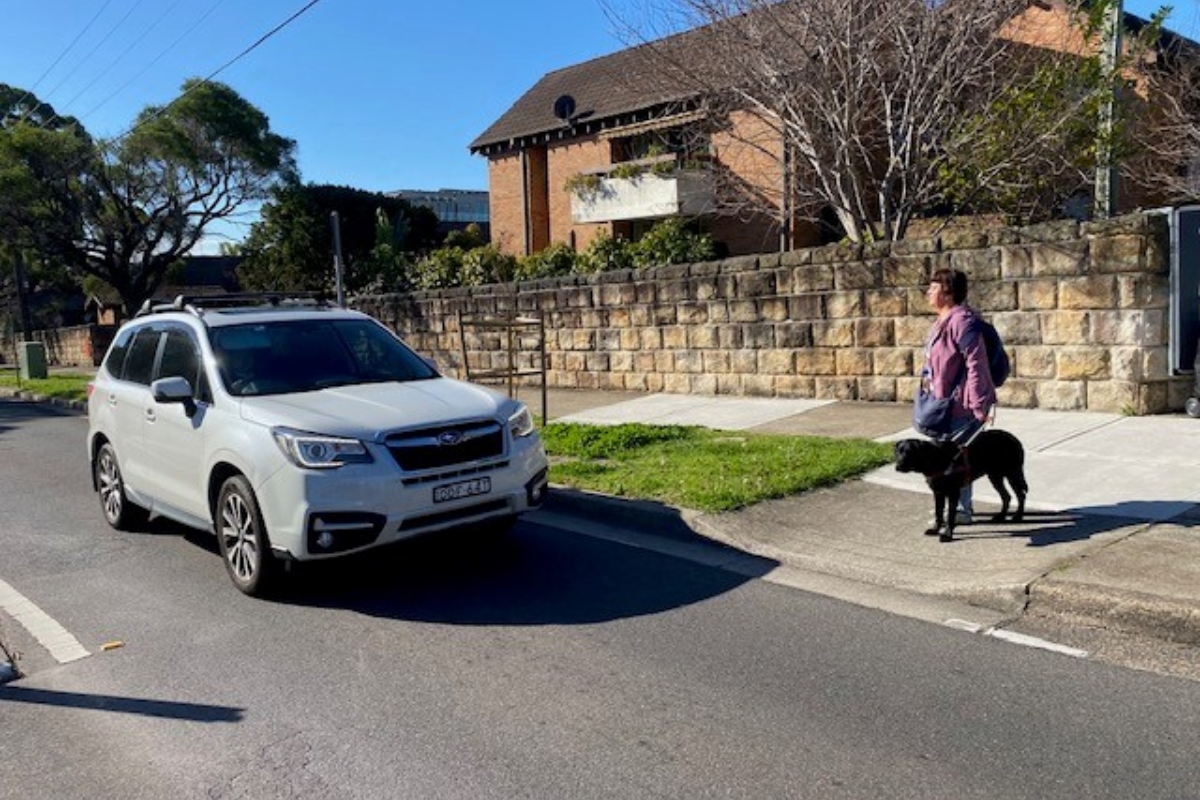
[0,386,87,413]
[542,485,705,544]
[1027,580,1200,646]
[543,485,1200,647]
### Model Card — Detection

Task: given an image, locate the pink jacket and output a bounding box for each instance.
[922,305,996,422]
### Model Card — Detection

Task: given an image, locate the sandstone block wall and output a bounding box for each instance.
[357,212,1188,414]
[1,325,117,368]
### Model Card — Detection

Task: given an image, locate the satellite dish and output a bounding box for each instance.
[553,94,576,123]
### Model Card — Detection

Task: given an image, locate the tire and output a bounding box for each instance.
[215,475,278,597]
[94,442,149,531]
[1187,396,1200,419]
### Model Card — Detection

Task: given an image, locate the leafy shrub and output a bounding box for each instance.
[516,243,579,281]
[630,217,716,268]
[414,246,465,290]
[581,233,635,273]
[460,245,518,286]
[443,223,488,250]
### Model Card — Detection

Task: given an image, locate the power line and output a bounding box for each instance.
[106,0,326,145]
[39,0,149,107]
[12,0,117,122]
[61,0,191,115]
[201,0,325,88]
[79,0,230,122]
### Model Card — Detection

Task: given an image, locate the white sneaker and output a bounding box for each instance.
[956,508,973,525]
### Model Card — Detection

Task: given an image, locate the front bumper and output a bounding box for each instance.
[255,441,549,560]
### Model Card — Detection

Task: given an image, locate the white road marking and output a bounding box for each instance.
[943,618,985,634]
[944,618,1088,658]
[983,628,1089,658]
[0,578,90,664]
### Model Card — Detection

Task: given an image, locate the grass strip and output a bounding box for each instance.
[0,369,93,403]
[541,422,893,513]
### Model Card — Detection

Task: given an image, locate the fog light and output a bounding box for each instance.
[525,469,549,506]
[316,531,335,550]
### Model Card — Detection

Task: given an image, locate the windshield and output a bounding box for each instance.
[210,318,438,397]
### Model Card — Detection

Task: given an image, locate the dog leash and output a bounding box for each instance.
[942,405,996,477]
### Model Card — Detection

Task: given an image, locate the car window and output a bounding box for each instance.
[210,318,437,397]
[157,328,207,401]
[123,328,163,386]
[102,326,136,378]
[336,320,438,383]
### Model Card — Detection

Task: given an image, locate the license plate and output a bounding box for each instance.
[432,477,492,503]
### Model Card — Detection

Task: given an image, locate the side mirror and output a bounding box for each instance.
[151,376,197,417]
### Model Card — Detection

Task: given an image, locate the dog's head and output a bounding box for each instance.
[893,438,947,475]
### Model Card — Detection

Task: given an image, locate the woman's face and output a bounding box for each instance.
[927,281,952,311]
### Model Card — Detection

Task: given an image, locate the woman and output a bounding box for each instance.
[919,268,996,522]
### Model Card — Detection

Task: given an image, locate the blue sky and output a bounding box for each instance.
[0,1,651,190]
[0,0,1195,246]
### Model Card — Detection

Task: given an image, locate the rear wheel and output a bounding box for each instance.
[216,475,278,597]
[94,443,148,531]
[1186,396,1200,419]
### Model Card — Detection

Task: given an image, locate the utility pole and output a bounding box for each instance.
[1095,0,1123,219]
[13,250,32,338]
[330,211,345,307]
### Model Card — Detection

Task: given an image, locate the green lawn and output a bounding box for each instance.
[541,422,892,513]
[0,369,92,402]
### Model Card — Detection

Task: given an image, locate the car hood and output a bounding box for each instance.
[238,378,511,441]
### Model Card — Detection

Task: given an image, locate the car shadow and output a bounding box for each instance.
[256,507,779,626]
[0,396,80,434]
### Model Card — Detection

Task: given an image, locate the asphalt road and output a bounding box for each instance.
[3,397,1200,800]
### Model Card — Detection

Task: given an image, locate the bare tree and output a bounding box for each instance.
[605,0,1167,242]
[1119,26,1200,207]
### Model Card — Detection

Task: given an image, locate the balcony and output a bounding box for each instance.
[569,157,714,224]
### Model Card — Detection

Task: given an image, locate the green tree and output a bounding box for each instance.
[239,183,439,294]
[0,79,297,312]
[0,87,92,329]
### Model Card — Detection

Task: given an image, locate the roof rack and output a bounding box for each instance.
[135,292,335,318]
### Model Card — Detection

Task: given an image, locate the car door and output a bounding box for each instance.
[142,324,212,524]
[104,325,164,498]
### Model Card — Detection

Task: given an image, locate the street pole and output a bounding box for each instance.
[1095,0,1122,219]
[330,211,345,307]
[13,250,32,340]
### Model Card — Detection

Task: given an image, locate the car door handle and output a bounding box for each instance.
[145,408,156,423]
[107,394,118,406]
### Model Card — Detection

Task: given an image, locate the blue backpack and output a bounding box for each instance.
[973,317,1010,388]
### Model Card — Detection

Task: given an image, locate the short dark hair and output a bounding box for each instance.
[931,268,968,305]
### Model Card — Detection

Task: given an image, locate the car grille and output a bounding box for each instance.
[385,420,505,472]
[398,499,510,532]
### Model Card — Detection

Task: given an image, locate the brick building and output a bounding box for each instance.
[470,1,1193,261]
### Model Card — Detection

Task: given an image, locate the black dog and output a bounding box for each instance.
[893,430,1028,542]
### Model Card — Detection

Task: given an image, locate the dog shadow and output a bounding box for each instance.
[943,501,1197,547]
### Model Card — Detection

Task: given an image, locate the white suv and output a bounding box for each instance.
[87,295,549,596]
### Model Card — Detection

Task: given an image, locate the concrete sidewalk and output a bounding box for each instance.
[532,387,1200,645]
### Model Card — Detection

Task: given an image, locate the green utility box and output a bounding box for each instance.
[19,341,47,380]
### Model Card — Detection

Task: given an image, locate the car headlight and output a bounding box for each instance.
[272,427,373,469]
[508,404,535,439]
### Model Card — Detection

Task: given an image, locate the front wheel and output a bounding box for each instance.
[94,443,148,531]
[216,475,278,597]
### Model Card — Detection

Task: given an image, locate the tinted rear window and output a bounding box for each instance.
[123,329,162,386]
